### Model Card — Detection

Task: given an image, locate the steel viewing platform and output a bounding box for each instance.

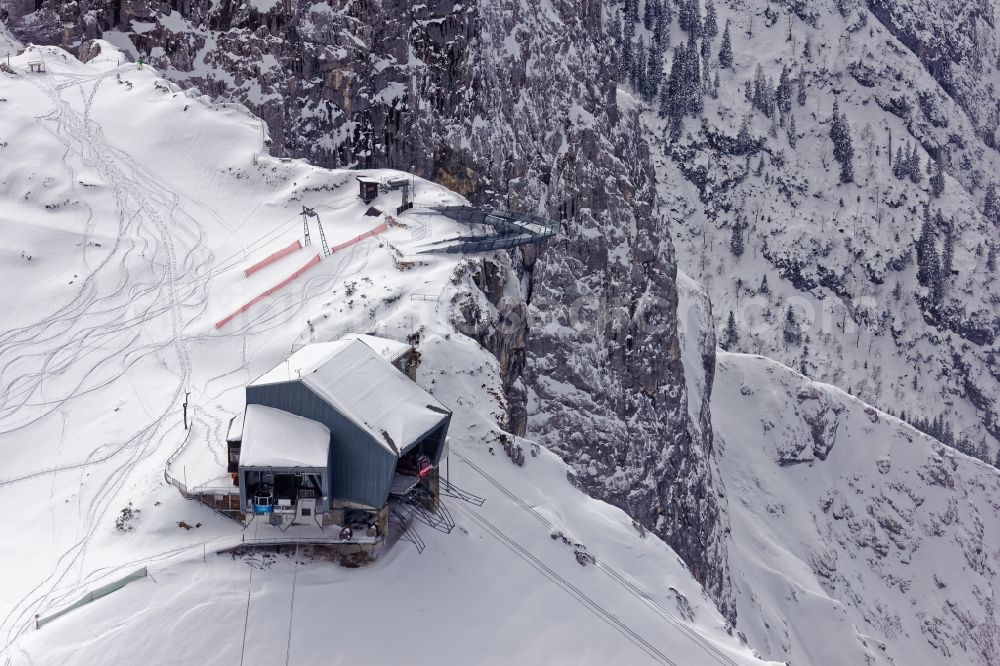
[416,206,559,254]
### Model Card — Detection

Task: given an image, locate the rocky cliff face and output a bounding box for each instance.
[644,0,1000,464]
[868,0,1000,149]
[0,0,733,616]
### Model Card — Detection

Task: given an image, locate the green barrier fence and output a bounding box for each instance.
[35,567,148,629]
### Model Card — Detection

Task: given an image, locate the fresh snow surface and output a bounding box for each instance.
[0,40,771,666]
[239,404,329,469]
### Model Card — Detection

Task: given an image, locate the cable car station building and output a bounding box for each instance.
[227,335,450,547]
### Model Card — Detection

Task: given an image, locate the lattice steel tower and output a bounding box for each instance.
[301,206,331,258]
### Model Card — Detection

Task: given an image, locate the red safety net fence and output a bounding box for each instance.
[330,222,388,253]
[243,240,302,277]
[216,254,322,329]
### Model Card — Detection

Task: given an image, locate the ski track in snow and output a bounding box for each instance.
[0,65,205,649]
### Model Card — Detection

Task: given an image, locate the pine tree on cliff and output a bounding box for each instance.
[702,48,712,92]
[661,43,698,137]
[930,157,946,198]
[916,209,939,288]
[730,223,744,256]
[625,0,639,27]
[941,223,955,278]
[899,143,911,179]
[752,64,767,113]
[677,0,691,33]
[787,113,797,148]
[684,37,703,115]
[983,181,1000,225]
[830,100,855,183]
[893,145,906,179]
[704,0,719,39]
[631,37,647,95]
[679,0,703,38]
[718,21,733,69]
[646,39,663,100]
[721,311,739,350]
[644,0,657,31]
[907,143,922,183]
[932,262,945,304]
[736,114,753,152]
[620,1,637,81]
[783,306,802,346]
[616,11,630,81]
[660,46,682,119]
[653,3,670,49]
[759,274,769,294]
[776,64,792,113]
[658,69,672,118]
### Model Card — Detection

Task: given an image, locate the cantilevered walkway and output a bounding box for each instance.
[417,206,559,254]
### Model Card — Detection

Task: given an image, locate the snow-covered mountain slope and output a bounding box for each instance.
[715,351,1000,665]
[0,41,771,666]
[1,0,736,615]
[645,0,1000,463]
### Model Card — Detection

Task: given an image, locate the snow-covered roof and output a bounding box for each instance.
[239,404,330,469]
[340,333,412,363]
[251,339,449,454]
[251,341,347,386]
[250,335,411,386]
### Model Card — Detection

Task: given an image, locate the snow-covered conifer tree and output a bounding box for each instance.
[721,311,739,350]
[718,21,733,69]
[830,100,855,183]
[730,223,744,257]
